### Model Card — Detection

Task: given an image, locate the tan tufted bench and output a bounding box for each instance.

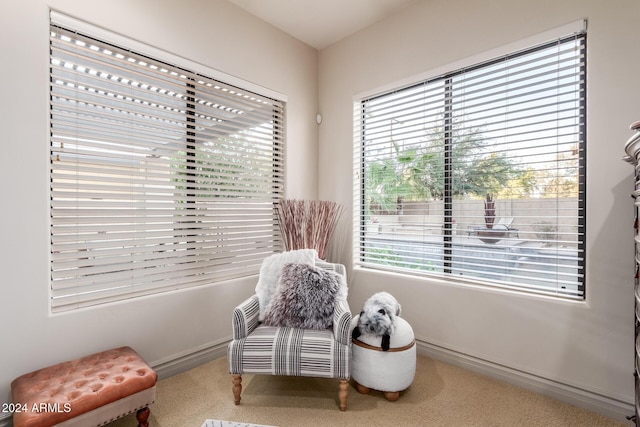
[10,347,157,427]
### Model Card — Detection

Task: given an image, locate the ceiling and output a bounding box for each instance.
[227,0,416,50]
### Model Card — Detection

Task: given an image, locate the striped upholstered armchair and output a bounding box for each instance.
[228,250,352,410]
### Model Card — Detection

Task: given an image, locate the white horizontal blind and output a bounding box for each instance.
[354,32,586,299]
[50,23,285,312]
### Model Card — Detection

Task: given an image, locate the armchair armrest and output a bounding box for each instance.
[332,298,352,345]
[232,295,260,340]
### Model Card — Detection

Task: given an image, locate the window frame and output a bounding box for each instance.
[353,23,587,300]
[49,11,287,312]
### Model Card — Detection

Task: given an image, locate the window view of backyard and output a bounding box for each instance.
[355,34,586,299]
[49,24,284,311]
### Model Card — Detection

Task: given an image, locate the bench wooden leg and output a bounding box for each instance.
[338,379,349,411]
[232,374,242,405]
[136,407,150,427]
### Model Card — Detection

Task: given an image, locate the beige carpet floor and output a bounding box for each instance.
[106,355,631,427]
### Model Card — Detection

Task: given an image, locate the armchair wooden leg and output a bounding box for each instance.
[338,379,349,411]
[232,374,242,405]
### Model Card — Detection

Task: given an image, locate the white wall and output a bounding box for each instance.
[319,0,640,416]
[0,0,318,406]
[3,0,639,419]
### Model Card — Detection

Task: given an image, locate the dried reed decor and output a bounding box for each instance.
[276,199,344,260]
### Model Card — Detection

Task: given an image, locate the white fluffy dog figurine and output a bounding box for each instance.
[352,292,401,351]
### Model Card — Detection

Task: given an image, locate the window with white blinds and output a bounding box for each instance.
[354,29,586,299]
[50,18,285,312]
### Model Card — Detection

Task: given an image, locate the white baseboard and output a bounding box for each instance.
[1,339,631,427]
[150,338,229,380]
[151,338,636,422]
[415,340,635,423]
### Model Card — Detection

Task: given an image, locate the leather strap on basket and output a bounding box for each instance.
[352,337,415,352]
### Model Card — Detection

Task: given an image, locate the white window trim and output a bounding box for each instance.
[352,20,587,299]
[353,19,586,102]
[49,11,287,312]
[50,10,288,103]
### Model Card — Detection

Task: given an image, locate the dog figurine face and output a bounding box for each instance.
[352,292,401,351]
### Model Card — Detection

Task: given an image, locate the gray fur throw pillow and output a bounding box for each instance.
[263,262,347,330]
